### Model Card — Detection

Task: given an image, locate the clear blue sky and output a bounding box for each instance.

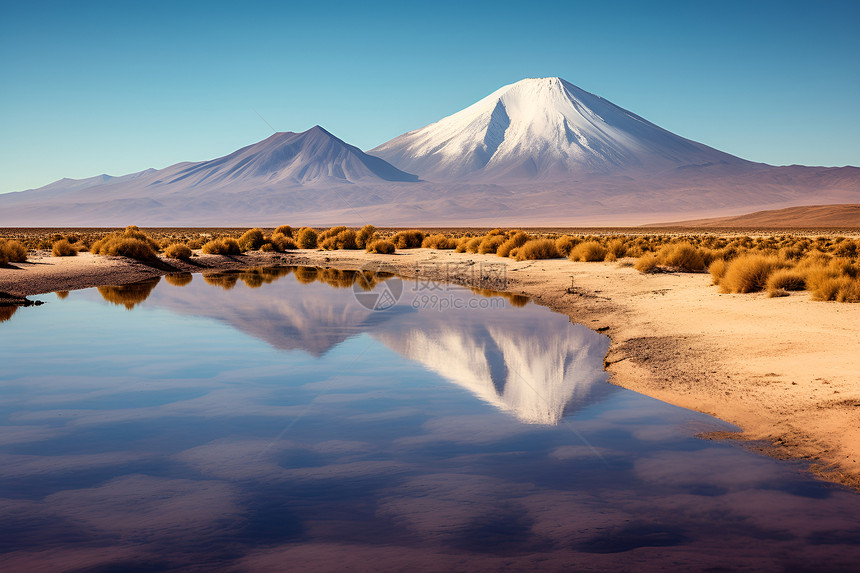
[1,0,858,193]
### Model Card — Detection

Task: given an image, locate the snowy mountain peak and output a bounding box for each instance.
[371,77,745,180]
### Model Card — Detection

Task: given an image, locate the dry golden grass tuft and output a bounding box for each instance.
[163,242,192,259]
[356,225,377,249]
[296,227,318,249]
[90,226,159,261]
[708,259,728,284]
[497,231,531,258]
[52,239,77,257]
[766,269,806,293]
[477,234,506,254]
[0,238,29,265]
[201,237,241,255]
[274,225,293,238]
[554,235,579,257]
[655,242,706,271]
[569,241,607,262]
[391,229,425,249]
[366,239,396,254]
[718,255,786,293]
[515,239,560,261]
[238,228,266,251]
[634,253,659,273]
[422,233,458,249]
[320,228,358,250]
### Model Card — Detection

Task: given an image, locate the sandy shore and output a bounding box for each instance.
[2,249,859,489]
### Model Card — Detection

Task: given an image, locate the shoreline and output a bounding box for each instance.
[2,249,859,490]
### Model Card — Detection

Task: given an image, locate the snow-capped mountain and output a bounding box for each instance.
[371,77,747,180]
[1,78,858,226]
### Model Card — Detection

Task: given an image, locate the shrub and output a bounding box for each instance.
[606,239,628,259]
[478,234,506,254]
[766,269,806,292]
[463,236,484,253]
[422,234,457,249]
[497,231,531,258]
[570,241,607,262]
[709,259,728,284]
[634,253,659,273]
[356,225,377,249]
[296,227,318,249]
[163,242,193,259]
[318,226,348,243]
[656,242,705,271]
[201,237,241,255]
[366,239,396,254]
[52,239,77,257]
[90,226,160,261]
[392,229,425,249]
[335,229,358,250]
[810,276,860,302]
[719,255,785,293]
[238,228,266,251]
[274,225,293,238]
[270,232,298,251]
[0,238,28,264]
[555,236,579,257]
[515,239,560,261]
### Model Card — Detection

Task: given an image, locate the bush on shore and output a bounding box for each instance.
[0,238,29,265]
[569,241,607,262]
[356,225,377,249]
[392,229,425,249]
[422,233,457,249]
[718,255,785,293]
[238,228,266,251]
[90,226,159,261]
[52,239,77,257]
[515,239,560,261]
[366,239,396,254]
[274,225,293,238]
[201,237,241,255]
[296,227,318,249]
[163,242,193,259]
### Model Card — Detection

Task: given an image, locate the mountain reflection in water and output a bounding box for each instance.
[129,266,606,424]
[4,267,860,572]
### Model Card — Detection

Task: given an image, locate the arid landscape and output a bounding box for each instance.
[3,3,860,571]
[3,222,859,491]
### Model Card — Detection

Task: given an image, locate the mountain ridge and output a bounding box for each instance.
[1,77,858,226]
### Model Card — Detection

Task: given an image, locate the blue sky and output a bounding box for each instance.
[1,0,858,193]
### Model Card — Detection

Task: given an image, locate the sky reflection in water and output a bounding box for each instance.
[1,267,859,572]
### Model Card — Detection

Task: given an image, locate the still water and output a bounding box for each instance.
[1,267,859,571]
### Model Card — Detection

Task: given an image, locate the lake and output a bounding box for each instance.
[1,266,859,571]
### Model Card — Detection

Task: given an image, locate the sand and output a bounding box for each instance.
[2,249,859,489]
